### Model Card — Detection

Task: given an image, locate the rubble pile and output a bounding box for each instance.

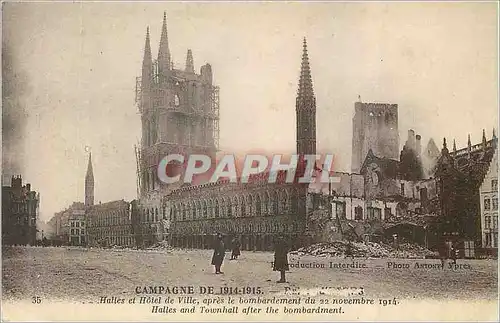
[291,241,438,259]
[391,243,439,259]
[146,240,174,251]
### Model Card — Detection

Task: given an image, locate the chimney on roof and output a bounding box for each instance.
[416,135,421,159]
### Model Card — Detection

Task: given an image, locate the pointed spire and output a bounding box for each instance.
[141,26,152,91]
[297,37,315,101]
[443,137,447,150]
[158,11,171,75]
[482,129,487,147]
[453,139,457,153]
[493,128,497,139]
[85,152,94,207]
[185,49,194,73]
[296,37,317,157]
[86,152,94,180]
[467,134,471,149]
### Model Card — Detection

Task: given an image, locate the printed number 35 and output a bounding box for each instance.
[32,296,42,304]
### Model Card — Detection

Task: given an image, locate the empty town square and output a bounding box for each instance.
[2,246,497,304]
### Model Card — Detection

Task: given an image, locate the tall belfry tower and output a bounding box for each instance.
[85,152,94,207]
[135,12,220,197]
[296,38,317,157]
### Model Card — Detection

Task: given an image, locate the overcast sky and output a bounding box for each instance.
[2,2,498,222]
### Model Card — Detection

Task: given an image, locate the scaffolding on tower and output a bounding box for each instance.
[211,86,220,151]
[135,77,142,113]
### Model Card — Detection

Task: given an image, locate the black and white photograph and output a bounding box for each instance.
[1,1,498,321]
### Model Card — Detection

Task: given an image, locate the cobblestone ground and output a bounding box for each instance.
[2,246,497,303]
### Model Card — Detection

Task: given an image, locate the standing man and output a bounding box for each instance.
[438,239,449,268]
[211,233,226,274]
[230,237,241,260]
[450,243,458,265]
[345,240,354,260]
[273,235,289,283]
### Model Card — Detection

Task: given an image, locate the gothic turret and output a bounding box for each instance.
[442,138,448,153]
[158,12,171,77]
[185,49,194,73]
[296,37,316,157]
[85,152,94,207]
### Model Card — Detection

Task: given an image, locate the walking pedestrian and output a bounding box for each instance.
[230,237,241,260]
[211,233,226,274]
[438,240,449,268]
[450,244,458,265]
[345,240,354,260]
[273,235,289,283]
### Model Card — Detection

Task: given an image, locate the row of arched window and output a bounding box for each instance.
[91,226,130,237]
[171,189,299,221]
[90,209,129,227]
[141,207,166,223]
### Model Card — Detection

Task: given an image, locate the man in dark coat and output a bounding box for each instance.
[345,240,354,260]
[211,233,225,274]
[438,240,449,268]
[450,244,458,265]
[230,237,241,260]
[273,235,289,283]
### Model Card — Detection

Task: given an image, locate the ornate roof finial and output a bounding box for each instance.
[453,139,456,153]
[443,137,447,150]
[493,128,497,139]
[467,134,471,148]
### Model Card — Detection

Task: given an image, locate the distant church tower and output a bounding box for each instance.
[85,152,94,207]
[296,38,317,157]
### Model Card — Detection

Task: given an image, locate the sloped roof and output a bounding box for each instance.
[448,139,497,189]
[360,149,400,178]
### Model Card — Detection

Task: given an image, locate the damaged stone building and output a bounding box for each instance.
[2,176,40,246]
[165,36,317,251]
[308,151,440,249]
[133,12,220,246]
[79,12,495,256]
[435,131,498,257]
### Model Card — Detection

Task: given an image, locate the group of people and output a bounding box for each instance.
[438,240,459,266]
[211,233,290,283]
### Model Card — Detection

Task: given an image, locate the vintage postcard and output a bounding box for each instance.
[1,1,498,321]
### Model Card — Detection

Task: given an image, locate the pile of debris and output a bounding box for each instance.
[391,243,439,259]
[291,241,438,259]
[145,240,174,251]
